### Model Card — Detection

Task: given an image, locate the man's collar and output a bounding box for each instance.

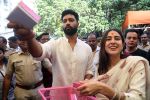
[18,50,30,55]
[125,47,137,54]
[141,42,150,47]
[64,36,79,43]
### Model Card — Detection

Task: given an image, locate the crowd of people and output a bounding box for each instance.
[0,9,150,100]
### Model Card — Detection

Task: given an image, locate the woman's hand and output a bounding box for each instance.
[77,79,116,99]
[97,74,109,83]
[77,79,101,96]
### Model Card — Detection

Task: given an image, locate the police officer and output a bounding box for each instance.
[2,40,45,100]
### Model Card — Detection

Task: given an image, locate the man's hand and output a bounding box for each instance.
[7,22,35,40]
[84,74,93,80]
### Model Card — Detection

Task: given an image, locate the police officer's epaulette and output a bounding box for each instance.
[9,51,18,56]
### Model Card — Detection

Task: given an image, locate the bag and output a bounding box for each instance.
[38,86,96,100]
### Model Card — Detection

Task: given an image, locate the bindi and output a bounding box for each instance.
[111,32,114,35]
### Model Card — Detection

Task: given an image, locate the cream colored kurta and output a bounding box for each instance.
[38,37,93,86]
[96,56,150,100]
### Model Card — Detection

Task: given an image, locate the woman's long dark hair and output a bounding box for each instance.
[98,29,125,75]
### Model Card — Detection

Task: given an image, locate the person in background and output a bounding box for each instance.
[123,29,150,63]
[87,32,100,77]
[37,32,50,44]
[144,28,150,42]
[77,29,150,100]
[0,37,7,51]
[0,48,15,100]
[138,32,150,52]
[36,32,53,87]
[8,36,20,52]
[2,40,45,100]
[87,32,100,54]
[7,9,93,86]
[81,37,87,43]
[0,36,19,58]
[97,37,102,47]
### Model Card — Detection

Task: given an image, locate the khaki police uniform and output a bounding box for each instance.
[6,51,43,100]
[4,47,15,58]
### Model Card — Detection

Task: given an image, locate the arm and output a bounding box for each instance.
[7,22,42,57]
[27,38,43,57]
[2,74,12,100]
[41,58,52,73]
[84,50,94,79]
[2,54,15,100]
[77,79,119,99]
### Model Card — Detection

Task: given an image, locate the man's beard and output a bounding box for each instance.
[63,27,77,36]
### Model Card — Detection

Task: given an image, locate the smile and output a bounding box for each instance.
[109,45,118,49]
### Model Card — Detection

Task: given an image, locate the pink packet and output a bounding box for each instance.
[73,82,82,88]
[7,1,41,29]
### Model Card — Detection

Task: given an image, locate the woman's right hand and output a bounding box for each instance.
[77,79,102,96]
[77,80,116,99]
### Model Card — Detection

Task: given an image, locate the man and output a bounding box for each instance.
[145,28,150,42]
[3,40,45,100]
[87,33,100,77]
[37,32,50,44]
[7,9,93,86]
[123,29,150,63]
[8,36,20,51]
[0,36,14,58]
[0,36,7,51]
[87,33,100,53]
[138,33,150,52]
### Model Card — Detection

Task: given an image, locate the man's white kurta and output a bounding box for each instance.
[38,37,93,86]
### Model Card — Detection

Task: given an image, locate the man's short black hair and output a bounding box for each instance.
[0,36,7,43]
[124,28,139,38]
[8,36,18,42]
[0,47,8,64]
[88,31,97,38]
[38,32,49,40]
[0,47,5,53]
[61,9,79,21]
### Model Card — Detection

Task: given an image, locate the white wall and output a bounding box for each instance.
[0,0,36,39]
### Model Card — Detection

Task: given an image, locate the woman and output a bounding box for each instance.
[77,29,150,100]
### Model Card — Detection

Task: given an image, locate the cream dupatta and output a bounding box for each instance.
[96,56,150,100]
